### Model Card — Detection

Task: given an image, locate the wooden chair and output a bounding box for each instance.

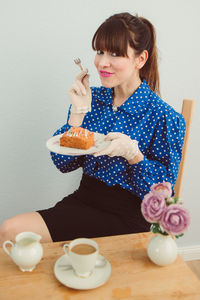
[174,99,194,198]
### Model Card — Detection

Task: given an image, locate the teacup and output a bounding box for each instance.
[63,238,99,278]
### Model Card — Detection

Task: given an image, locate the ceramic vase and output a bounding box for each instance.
[147,234,178,266]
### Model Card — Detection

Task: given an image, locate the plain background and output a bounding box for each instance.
[0,0,199,247]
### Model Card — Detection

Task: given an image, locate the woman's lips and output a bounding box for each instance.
[99,70,113,77]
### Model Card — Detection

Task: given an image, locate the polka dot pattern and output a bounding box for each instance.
[51,80,186,199]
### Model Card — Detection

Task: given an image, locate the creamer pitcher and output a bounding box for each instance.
[3,231,43,272]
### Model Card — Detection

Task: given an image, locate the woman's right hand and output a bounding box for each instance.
[68,69,92,114]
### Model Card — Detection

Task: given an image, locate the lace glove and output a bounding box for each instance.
[94,132,140,162]
[69,69,92,114]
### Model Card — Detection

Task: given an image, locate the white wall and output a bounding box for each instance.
[0,0,199,247]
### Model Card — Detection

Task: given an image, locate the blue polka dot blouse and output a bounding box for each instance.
[51,80,186,200]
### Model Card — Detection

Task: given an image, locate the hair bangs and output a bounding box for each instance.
[92,19,130,57]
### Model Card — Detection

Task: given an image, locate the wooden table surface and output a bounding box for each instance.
[0,232,200,300]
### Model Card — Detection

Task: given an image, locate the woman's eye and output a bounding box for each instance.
[111,52,118,57]
[97,50,103,55]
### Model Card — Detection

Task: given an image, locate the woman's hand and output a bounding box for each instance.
[94,132,144,164]
[69,69,92,114]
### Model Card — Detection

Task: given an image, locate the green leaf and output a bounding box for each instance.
[150,223,168,235]
[175,233,184,239]
[173,197,179,204]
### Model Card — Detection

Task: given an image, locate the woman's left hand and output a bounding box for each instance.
[94,132,142,162]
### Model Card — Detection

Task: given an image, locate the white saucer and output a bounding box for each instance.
[54,254,111,290]
[46,132,110,156]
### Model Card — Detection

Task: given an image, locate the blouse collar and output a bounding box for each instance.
[97,80,151,115]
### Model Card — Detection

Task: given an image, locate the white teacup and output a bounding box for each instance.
[63,238,99,278]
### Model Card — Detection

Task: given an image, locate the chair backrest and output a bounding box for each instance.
[174,99,194,198]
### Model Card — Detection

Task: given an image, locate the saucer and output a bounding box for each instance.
[54,254,111,290]
[46,132,111,156]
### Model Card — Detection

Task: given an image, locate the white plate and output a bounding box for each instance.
[54,254,111,290]
[46,132,110,155]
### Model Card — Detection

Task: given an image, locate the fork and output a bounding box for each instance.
[74,57,83,71]
[67,58,84,132]
[70,57,86,125]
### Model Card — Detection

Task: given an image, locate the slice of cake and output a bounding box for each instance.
[60,127,94,150]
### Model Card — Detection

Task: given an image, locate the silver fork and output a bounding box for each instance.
[68,58,84,132]
[74,57,83,71]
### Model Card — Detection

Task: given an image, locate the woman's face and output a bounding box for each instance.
[94,45,140,88]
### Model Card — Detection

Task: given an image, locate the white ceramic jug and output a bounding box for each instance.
[3,231,43,272]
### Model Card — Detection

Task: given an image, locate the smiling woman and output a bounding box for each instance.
[92,13,159,95]
[0,12,186,244]
[94,46,145,94]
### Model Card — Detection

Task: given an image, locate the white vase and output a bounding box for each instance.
[147,234,178,266]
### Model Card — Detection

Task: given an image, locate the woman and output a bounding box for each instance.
[0,13,185,243]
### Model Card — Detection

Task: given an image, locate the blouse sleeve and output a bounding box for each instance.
[50,105,85,173]
[128,110,186,199]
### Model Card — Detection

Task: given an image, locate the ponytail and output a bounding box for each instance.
[138,17,160,96]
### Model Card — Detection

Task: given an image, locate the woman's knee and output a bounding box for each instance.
[0,212,53,245]
[0,217,18,243]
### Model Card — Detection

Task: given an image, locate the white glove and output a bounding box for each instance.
[94,132,139,161]
[69,69,92,114]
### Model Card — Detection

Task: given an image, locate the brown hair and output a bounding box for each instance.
[92,12,160,95]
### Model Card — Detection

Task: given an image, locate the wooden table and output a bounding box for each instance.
[0,232,200,300]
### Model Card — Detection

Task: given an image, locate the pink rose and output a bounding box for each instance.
[160,204,190,236]
[141,192,167,223]
[151,182,172,199]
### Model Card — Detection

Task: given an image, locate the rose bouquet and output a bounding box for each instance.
[141,182,190,238]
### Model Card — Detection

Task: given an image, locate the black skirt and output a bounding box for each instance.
[37,175,150,242]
